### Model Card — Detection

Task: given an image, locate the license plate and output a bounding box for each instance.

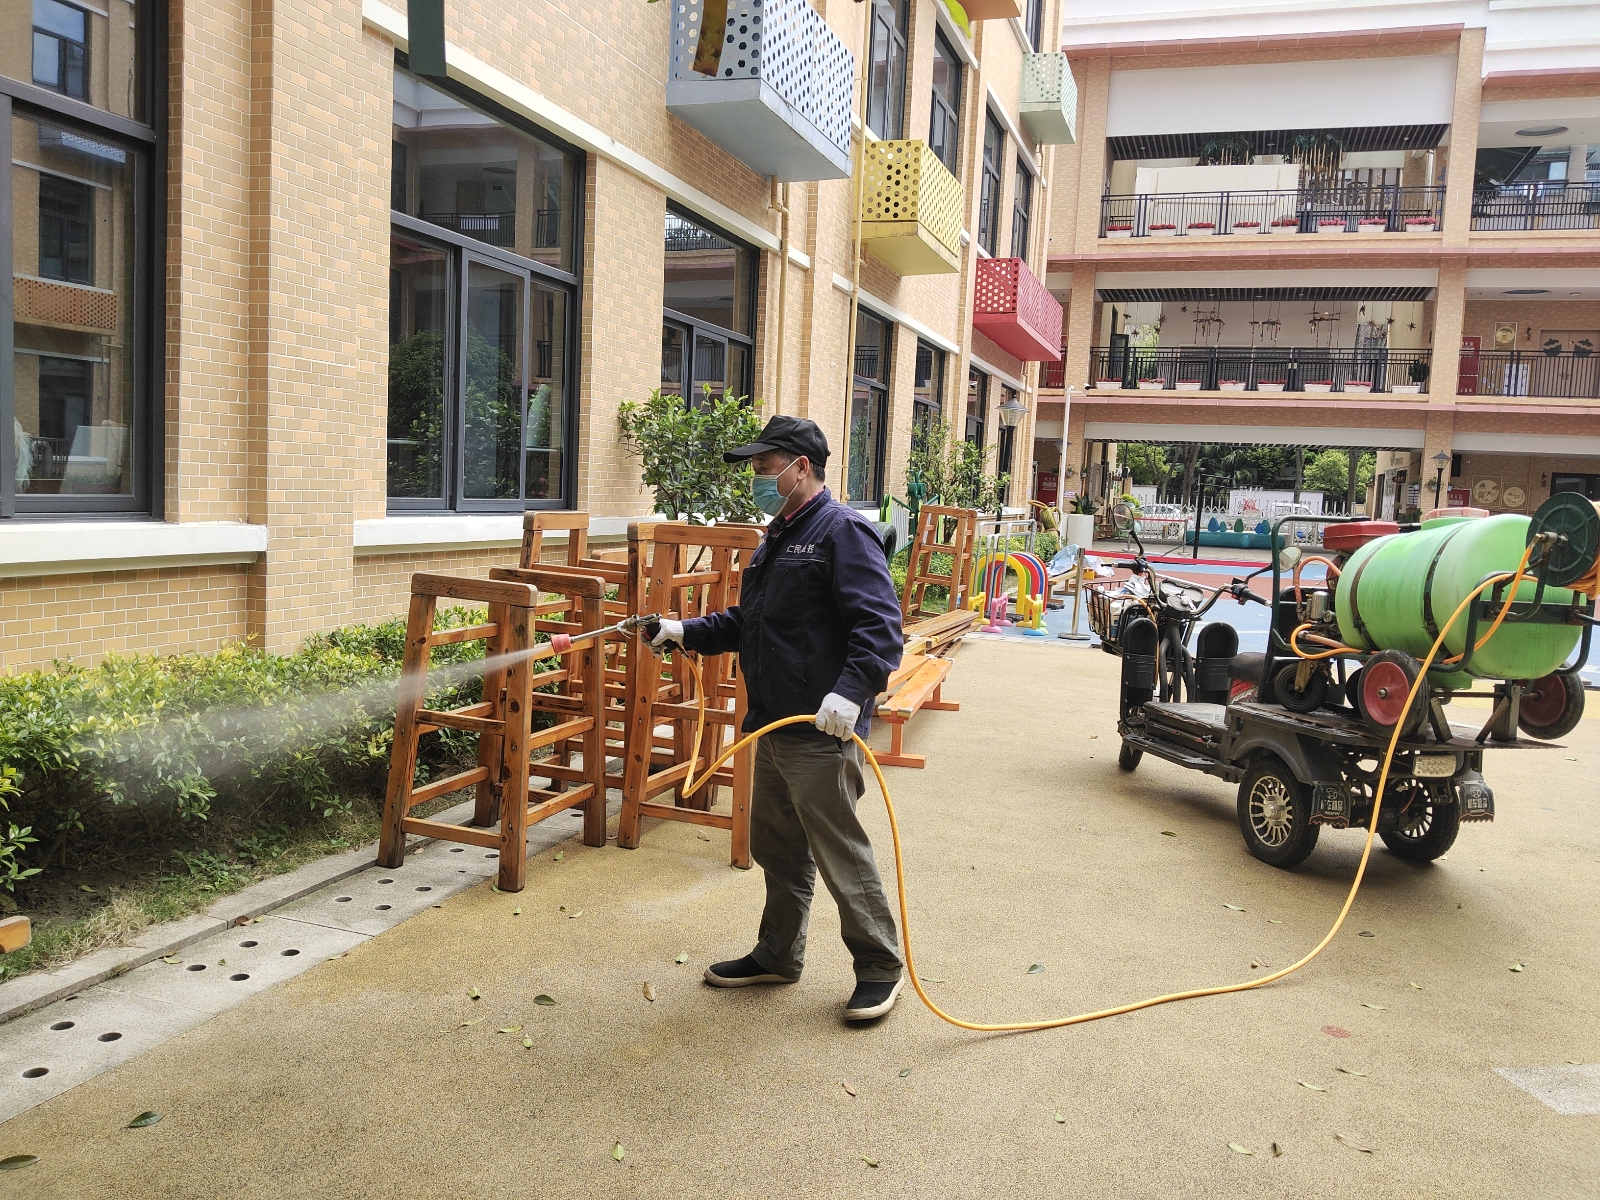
[1414,754,1455,778]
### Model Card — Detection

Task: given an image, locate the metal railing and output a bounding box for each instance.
[1100,185,1446,237]
[1041,357,1068,389]
[1471,183,1600,231]
[1089,346,1432,393]
[425,211,516,247]
[1462,350,1600,399]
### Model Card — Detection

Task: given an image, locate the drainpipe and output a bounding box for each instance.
[772,177,791,416]
[839,5,873,503]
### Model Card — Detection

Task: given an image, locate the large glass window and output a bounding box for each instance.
[979,113,1004,256]
[866,0,908,141]
[850,310,891,505]
[929,32,962,175]
[913,341,944,433]
[388,66,581,510]
[966,367,988,446]
[1025,0,1045,51]
[1012,163,1033,260]
[661,209,755,405]
[6,0,150,121]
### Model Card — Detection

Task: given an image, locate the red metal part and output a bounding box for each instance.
[972,257,1064,362]
[1361,659,1413,729]
[550,633,572,654]
[1322,520,1400,554]
[1519,671,1569,728]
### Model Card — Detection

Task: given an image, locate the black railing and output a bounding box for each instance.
[1463,350,1600,399]
[1089,346,1432,394]
[1471,183,1600,231]
[1100,185,1446,238]
[425,211,516,247]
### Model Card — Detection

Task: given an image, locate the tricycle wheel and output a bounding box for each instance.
[1359,650,1429,739]
[1118,742,1142,772]
[1236,757,1319,870]
[1380,779,1460,862]
[1272,662,1328,713]
[1517,669,1585,741]
[1343,665,1366,720]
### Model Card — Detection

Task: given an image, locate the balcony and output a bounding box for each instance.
[666,0,854,183]
[1088,347,1433,395]
[1019,53,1076,147]
[972,258,1064,362]
[1461,350,1600,400]
[860,140,963,275]
[1041,357,1068,389]
[1100,186,1446,239]
[1471,183,1600,232]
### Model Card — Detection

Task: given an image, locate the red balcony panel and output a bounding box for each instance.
[972,257,1064,363]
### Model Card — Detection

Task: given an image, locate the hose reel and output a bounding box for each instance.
[1527,492,1600,590]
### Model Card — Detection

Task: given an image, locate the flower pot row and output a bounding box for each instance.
[1105,219,1437,238]
[1091,379,1416,393]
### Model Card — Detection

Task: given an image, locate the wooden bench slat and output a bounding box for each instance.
[882,658,952,719]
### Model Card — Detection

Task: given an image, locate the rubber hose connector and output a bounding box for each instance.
[551,633,571,653]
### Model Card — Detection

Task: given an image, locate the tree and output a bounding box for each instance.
[1119,443,1171,487]
[618,387,766,523]
[1303,449,1375,502]
[903,419,1009,514]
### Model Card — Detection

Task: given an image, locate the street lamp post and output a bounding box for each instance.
[996,392,1028,520]
[1430,449,1451,508]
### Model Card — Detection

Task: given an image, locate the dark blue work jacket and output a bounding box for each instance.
[681,488,904,739]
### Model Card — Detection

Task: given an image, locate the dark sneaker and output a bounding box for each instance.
[843,978,903,1021]
[703,955,795,988]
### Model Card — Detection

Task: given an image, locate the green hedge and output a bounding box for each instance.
[0,608,505,892]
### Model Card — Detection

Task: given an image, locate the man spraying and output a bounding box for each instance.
[649,416,907,1022]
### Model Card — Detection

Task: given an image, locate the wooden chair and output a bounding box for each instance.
[377,569,609,892]
[617,522,761,867]
[902,504,979,623]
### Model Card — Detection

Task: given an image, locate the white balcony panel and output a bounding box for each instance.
[666,0,853,182]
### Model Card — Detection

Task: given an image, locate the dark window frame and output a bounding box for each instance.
[966,366,988,448]
[865,0,909,141]
[0,0,166,521]
[996,385,1017,504]
[1011,162,1033,261]
[979,112,1004,257]
[1025,0,1045,52]
[660,204,757,408]
[913,339,945,433]
[32,0,90,102]
[850,308,892,506]
[928,30,963,175]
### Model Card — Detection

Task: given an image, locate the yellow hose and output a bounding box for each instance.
[665,565,1523,1032]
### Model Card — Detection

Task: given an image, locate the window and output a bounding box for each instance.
[995,385,1017,504]
[388,66,582,510]
[1025,0,1045,51]
[966,367,988,447]
[850,310,892,505]
[32,0,88,101]
[8,0,149,121]
[1011,163,1033,260]
[929,32,963,174]
[913,341,945,433]
[979,113,1004,256]
[661,210,756,405]
[866,0,908,141]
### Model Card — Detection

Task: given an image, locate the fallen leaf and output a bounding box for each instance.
[1358,931,1374,938]
[498,1025,522,1034]
[1053,1111,1066,1124]
[899,1067,912,1078]
[522,1036,534,1049]
[1160,830,1177,837]
[674,953,688,964]
[80,885,96,893]
[568,910,583,919]
[1322,1026,1352,1038]
[1362,1003,1386,1010]
[161,956,182,965]
[1271,1143,1283,1158]
[459,1017,487,1027]
[1228,1142,1254,1156]
[468,987,480,1001]
[1267,919,1284,924]
[1297,1081,1327,1091]
[490,883,502,894]
[1336,1068,1369,1077]
[862,1157,880,1168]
[1089,734,1099,740]
[643,982,656,1002]
[1026,963,1045,974]
[559,905,566,911]
[1510,962,1524,973]
[554,852,564,862]
[696,832,711,842]
[1223,904,1245,912]
[432,904,443,909]
[1249,961,1261,969]
[126,1110,163,1128]
[511,907,521,916]
[534,994,557,1005]
[1409,982,1422,990]
[919,975,946,983]
[612,1142,624,1162]
[841,1081,857,1096]
[0,1155,39,1170]
[217,959,226,966]
[1334,1133,1374,1154]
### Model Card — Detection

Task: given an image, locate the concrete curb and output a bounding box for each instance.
[0,799,475,1025]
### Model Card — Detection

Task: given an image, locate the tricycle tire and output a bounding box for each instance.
[1272,662,1328,713]
[1517,669,1585,741]
[1236,757,1319,870]
[1380,779,1460,862]
[1118,742,1142,771]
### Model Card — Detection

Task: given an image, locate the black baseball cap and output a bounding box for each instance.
[723,415,831,465]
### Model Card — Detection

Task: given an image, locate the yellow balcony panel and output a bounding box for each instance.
[860,140,963,276]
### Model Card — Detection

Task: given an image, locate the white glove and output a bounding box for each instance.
[815,692,861,740]
[648,618,684,656]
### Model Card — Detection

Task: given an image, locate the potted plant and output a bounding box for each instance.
[1176,378,1202,388]
[1391,382,1422,394]
[1270,218,1300,233]
[1095,377,1124,389]
[1305,379,1334,392]
[1149,223,1177,237]
[1345,380,1373,393]
[1392,360,1429,393]
[1318,218,1349,234]
[1218,379,1247,391]
[1105,223,1134,239]
[1231,220,1260,234]
[1358,217,1388,232]
[1405,215,1437,233]
[1186,221,1216,236]
[1257,379,1286,392]
[1137,376,1166,390]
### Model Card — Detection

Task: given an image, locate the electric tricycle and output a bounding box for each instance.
[1097,496,1600,869]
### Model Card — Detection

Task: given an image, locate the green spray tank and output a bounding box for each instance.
[1333,494,1600,683]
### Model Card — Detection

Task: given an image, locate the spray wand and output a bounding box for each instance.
[529,613,661,662]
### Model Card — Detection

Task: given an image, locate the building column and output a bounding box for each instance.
[1429,260,1469,399]
[1062,264,1097,392]
[1422,407,1459,512]
[1441,28,1485,247]
[1072,58,1111,250]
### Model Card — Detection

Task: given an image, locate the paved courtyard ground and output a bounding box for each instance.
[3,638,1597,1199]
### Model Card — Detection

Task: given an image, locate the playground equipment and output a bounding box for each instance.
[969,551,1051,634]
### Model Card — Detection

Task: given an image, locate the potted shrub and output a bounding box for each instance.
[1149,223,1177,237]
[1186,221,1216,237]
[1405,215,1437,233]
[1345,380,1373,393]
[1231,220,1261,234]
[1318,218,1349,234]
[1257,379,1286,392]
[1105,223,1134,239]
[1270,218,1300,233]
[1304,379,1334,393]
[1358,217,1388,232]
[1137,376,1166,390]
[1218,379,1247,391]
[1095,377,1124,389]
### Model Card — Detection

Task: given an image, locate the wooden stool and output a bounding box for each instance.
[377,569,609,892]
[617,522,761,868]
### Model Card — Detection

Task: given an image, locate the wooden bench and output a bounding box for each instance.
[873,653,959,769]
